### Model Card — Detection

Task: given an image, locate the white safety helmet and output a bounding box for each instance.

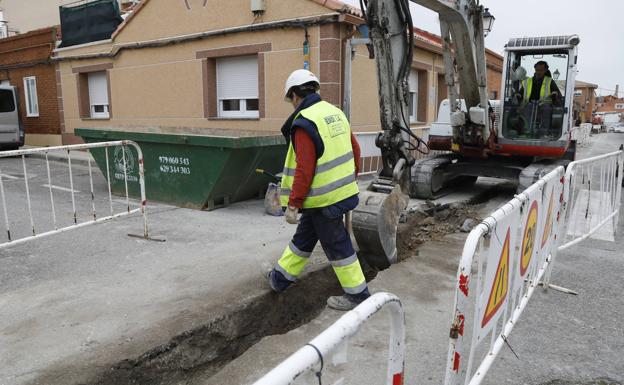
[284,69,320,102]
[512,66,527,82]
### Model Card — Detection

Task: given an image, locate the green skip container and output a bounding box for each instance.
[75,127,286,210]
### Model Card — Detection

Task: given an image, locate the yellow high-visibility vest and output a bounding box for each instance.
[280,101,359,208]
[523,76,553,105]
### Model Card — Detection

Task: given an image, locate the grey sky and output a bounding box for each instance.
[342,0,623,97]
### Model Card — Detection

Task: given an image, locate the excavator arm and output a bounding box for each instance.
[353,0,491,270]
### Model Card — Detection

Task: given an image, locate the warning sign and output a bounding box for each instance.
[520,201,538,277]
[482,228,510,328]
[541,190,554,248]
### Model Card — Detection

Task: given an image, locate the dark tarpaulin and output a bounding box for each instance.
[59,0,123,48]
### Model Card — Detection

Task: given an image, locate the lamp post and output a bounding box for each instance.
[482,8,495,37]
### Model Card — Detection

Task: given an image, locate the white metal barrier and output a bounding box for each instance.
[444,167,565,385]
[571,123,592,147]
[253,292,405,385]
[0,141,148,249]
[556,149,623,252]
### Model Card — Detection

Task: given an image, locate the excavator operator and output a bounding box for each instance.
[264,69,371,311]
[517,60,563,137]
[520,60,562,105]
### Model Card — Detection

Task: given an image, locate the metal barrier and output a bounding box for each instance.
[444,167,565,385]
[556,149,623,252]
[253,292,405,385]
[0,141,148,249]
[571,123,592,147]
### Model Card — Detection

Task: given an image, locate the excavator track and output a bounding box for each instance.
[518,159,569,192]
[409,155,454,199]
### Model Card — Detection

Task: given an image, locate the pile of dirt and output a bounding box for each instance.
[396,203,481,260]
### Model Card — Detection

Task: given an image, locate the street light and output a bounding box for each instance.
[553,69,560,81]
[482,8,495,37]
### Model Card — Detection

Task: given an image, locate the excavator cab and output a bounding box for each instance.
[500,36,579,145]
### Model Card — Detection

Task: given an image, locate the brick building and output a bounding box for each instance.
[0,27,65,145]
[573,80,597,123]
[595,94,624,114]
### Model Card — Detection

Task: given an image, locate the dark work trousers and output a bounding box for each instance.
[271,197,370,302]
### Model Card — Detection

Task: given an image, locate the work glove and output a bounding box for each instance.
[285,205,299,224]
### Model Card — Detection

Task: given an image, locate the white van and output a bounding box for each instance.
[0,85,24,150]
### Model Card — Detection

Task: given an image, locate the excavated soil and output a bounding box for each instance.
[396,202,481,260]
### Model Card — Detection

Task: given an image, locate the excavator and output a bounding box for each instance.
[351,0,580,271]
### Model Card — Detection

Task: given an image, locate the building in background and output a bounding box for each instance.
[0,0,135,145]
[55,0,503,163]
[0,27,64,146]
[0,0,138,37]
[573,80,597,123]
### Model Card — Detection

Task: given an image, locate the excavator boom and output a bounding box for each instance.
[353,0,492,270]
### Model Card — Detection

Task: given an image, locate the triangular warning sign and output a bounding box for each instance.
[482,228,510,328]
[541,190,554,248]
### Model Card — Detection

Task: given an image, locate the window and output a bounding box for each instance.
[24,76,39,117]
[615,103,624,110]
[216,56,259,118]
[408,69,418,123]
[87,71,109,119]
[0,89,16,112]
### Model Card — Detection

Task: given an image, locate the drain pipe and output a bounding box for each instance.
[53,14,342,62]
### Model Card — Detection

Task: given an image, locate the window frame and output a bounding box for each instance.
[23,76,39,117]
[408,69,419,123]
[196,43,271,120]
[218,98,259,118]
[72,63,113,120]
[87,71,110,119]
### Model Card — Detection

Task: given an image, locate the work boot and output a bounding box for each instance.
[326,294,364,311]
[261,263,281,292]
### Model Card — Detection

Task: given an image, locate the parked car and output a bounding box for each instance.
[613,123,624,133]
[0,85,25,150]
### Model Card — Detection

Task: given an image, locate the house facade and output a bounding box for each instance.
[55,0,503,159]
[573,80,597,124]
[0,27,64,145]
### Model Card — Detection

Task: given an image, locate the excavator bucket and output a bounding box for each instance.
[352,185,409,271]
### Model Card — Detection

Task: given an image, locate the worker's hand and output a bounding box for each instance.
[285,205,299,224]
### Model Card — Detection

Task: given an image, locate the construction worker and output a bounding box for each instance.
[264,69,370,311]
[519,61,562,136]
[520,60,562,105]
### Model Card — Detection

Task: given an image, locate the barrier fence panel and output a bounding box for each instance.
[555,149,623,253]
[444,167,565,385]
[253,292,405,385]
[571,123,592,147]
[0,141,148,249]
